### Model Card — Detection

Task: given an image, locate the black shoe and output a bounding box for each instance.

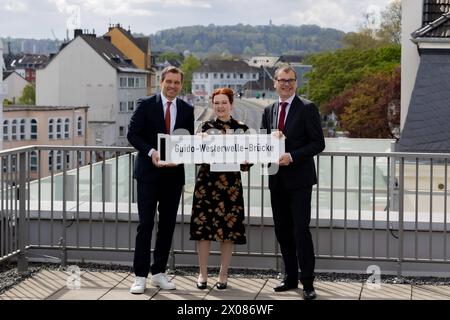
[274,281,298,292]
[196,281,207,290]
[216,282,227,290]
[303,289,316,300]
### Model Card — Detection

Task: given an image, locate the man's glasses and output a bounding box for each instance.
[276,78,296,85]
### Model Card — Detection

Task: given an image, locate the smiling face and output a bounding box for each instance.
[274,70,297,101]
[212,93,233,121]
[160,71,183,100]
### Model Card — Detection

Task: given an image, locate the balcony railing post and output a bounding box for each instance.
[397,156,405,277]
[60,150,67,267]
[17,152,28,273]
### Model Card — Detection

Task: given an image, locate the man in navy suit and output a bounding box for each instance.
[128,66,194,293]
[261,65,325,300]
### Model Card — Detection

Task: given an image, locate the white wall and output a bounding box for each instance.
[401,0,423,131]
[4,73,30,103]
[36,37,117,122]
[192,71,259,100]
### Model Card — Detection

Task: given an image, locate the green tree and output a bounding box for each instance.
[18,84,35,105]
[327,68,400,138]
[302,45,400,110]
[156,51,184,64]
[180,54,201,94]
[3,98,13,106]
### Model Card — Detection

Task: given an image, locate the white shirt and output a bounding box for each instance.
[148,94,178,158]
[161,93,178,134]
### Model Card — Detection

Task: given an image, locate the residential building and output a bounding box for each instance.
[2,71,31,104]
[398,0,450,152]
[2,105,88,178]
[192,60,260,102]
[36,29,148,147]
[105,24,155,96]
[0,39,4,150]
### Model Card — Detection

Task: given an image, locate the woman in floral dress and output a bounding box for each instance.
[190,88,250,290]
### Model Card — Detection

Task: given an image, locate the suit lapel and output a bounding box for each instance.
[271,101,279,130]
[174,99,183,130]
[155,94,166,132]
[284,96,302,133]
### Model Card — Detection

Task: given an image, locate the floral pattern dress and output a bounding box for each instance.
[190,117,250,245]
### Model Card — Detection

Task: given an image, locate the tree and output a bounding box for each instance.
[342,32,385,49]
[378,0,402,44]
[302,45,400,110]
[327,68,400,138]
[156,51,184,64]
[18,84,35,105]
[3,98,13,105]
[180,54,201,94]
[343,0,401,49]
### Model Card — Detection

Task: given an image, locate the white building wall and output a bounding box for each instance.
[192,71,259,101]
[36,37,117,123]
[4,73,30,103]
[0,39,4,149]
[36,36,149,146]
[116,73,147,146]
[401,0,423,131]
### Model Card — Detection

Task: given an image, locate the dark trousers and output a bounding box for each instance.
[133,181,182,277]
[270,183,315,290]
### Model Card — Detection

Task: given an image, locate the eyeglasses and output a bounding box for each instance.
[276,78,296,85]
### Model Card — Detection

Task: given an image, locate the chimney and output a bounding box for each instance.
[74,29,83,38]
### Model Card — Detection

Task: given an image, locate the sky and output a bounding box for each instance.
[0,0,393,39]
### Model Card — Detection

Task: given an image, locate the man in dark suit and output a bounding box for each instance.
[128,66,194,294]
[261,65,325,300]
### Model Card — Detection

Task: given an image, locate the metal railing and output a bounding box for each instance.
[1,145,450,276]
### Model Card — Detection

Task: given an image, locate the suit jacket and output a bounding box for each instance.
[261,95,325,190]
[127,94,195,185]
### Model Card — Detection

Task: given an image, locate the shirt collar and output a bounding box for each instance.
[279,94,295,106]
[161,93,177,107]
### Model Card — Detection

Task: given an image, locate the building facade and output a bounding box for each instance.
[2,105,88,178]
[0,39,4,150]
[2,71,31,104]
[192,60,260,103]
[36,30,147,146]
[105,24,155,96]
[398,0,450,152]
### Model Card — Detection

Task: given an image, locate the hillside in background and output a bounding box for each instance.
[150,24,345,56]
[1,24,345,57]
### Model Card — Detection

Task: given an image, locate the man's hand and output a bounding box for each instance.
[279,153,292,166]
[151,151,165,168]
[272,130,285,140]
[164,162,178,167]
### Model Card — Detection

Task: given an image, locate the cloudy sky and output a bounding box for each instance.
[1,0,393,39]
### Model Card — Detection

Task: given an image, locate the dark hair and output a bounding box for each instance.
[212,87,234,104]
[274,64,297,80]
[161,66,184,82]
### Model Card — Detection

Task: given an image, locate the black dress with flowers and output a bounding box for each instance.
[190,117,250,245]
